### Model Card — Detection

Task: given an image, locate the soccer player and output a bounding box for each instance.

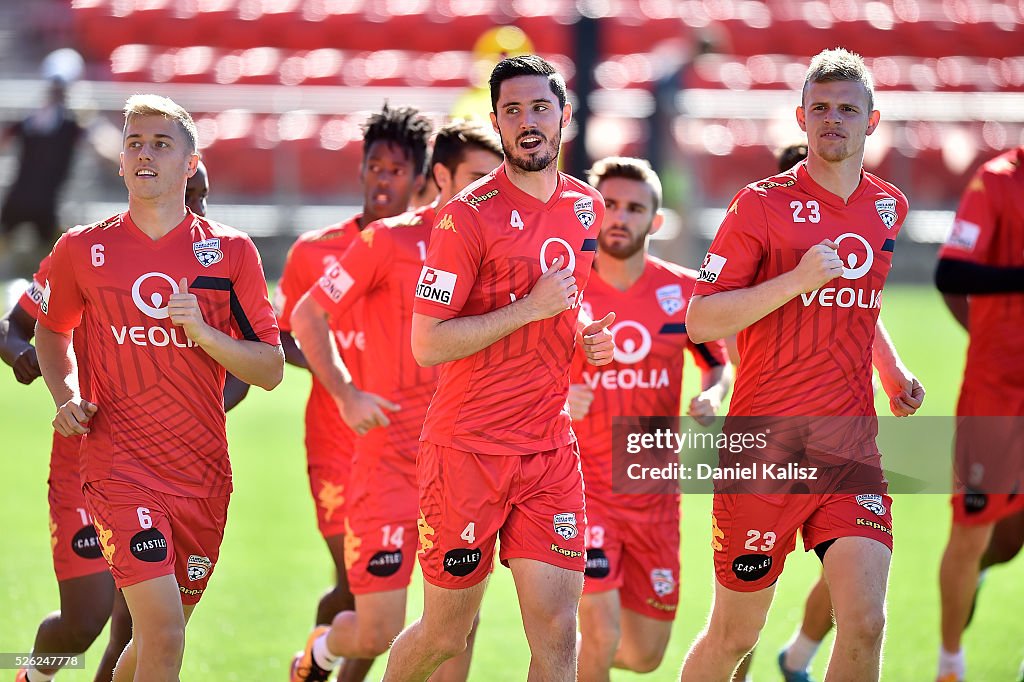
[274,104,430,681]
[680,48,924,682]
[933,145,1024,682]
[34,94,283,681]
[379,54,615,682]
[4,155,252,682]
[288,120,503,682]
[566,156,731,682]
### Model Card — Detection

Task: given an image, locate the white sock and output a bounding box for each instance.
[312,632,342,671]
[783,630,822,672]
[938,647,965,679]
[26,669,55,682]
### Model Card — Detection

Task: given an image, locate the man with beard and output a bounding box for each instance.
[380,55,616,682]
[274,104,430,682]
[680,48,924,681]
[567,157,731,681]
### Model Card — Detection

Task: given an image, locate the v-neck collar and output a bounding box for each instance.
[495,164,565,211]
[123,211,194,248]
[796,162,871,208]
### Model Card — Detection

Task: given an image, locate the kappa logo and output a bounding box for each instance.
[874,198,898,229]
[360,227,376,247]
[856,494,887,516]
[553,513,578,540]
[650,568,676,597]
[466,189,498,206]
[193,238,223,267]
[656,284,683,316]
[187,554,212,581]
[574,197,596,229]
[435,214,457,232]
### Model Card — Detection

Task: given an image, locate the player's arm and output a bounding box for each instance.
[686,239,843,344]
[686,334,732,426]
[279,331,308,369]
[222,373,250,412]
[35,323,96,436]
[872,318,925,418]
[168,278,284,390]
[290,290,398,435]
[940,293,969,331]
[412,255,579,367]
[0,303,40,384]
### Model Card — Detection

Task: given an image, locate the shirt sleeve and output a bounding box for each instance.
[37,233,84,333]
[692,188,767,297]
[18,254,51,319]
[229,236,281,345]
[412,201,484,320]
[274,240,310,332]
[938,170,998,265]
[310,225,387,321]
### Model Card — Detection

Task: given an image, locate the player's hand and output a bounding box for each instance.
[53,398,98,437]
[522,256,578,321]
[688,390,721,427]
[883,371,925,417]
[581,312,616,366]
[12,346,41,385]
[336,388,401,436]
[567,383,595,421]
[791,239,843,294]
[168,278,209,343]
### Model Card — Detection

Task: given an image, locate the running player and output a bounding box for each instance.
[34,94,282,681]
[679,48,924,682]
[274,104,430,682]
[4,156,252,682]
[289,120,503,682]
[381,54,615,682]
[933,145,1024,682]
[567,156,730,682]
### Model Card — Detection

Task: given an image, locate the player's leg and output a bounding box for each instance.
[820,536,890,681]
[680,581,775,681]
[113,575,188,682]
[382,579,488,682]
[578,590,622,682]
[981,507,1024,569]
[938,514,993,681]
[317,532,356,622]
[20,572,115,680]
[429,610,482,682]
[509,558,584,681]
[325,589,408,658]
[779,574,833,680]
[614,609,673,673]
[113,600,194,682]
[94,589,133,682]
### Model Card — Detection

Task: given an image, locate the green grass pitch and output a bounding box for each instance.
[1,284,1021,680]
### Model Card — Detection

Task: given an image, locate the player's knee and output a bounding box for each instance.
[706,619,761,657]
[355,623,403,658]
[839,606,885,644]
[136,621,185,665]
[621,648,665,674]
[580,619,621,659]
[430,630,470,660]
[62,608,110,650]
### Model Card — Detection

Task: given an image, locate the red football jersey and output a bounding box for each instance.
[938,147,1024,403]
[38,212,280,497]
[275,218,364,462]
[21,254,85,492]
[413,165,604,455]
[310,205,439,471]
[571,257,727,520]
[693,162,908,417]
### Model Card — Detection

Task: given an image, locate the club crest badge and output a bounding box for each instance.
[553,513,578,540]
[656,284,683,316]
[187,554,212,581]
[574,197,596,229]
[193,238,223,267]
[875,198,897,229]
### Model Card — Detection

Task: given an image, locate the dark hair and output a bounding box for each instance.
[430,120,502,184]
[362,103,433,176]
[777,143,808,172]
[587,156,663,212]
[489,55,568,113]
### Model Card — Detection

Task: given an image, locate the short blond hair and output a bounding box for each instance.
[803,48,875,111]
[587,156,663,212]
[123,94,199,152]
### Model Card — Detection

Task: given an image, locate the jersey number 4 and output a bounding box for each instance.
[510,210,524,230]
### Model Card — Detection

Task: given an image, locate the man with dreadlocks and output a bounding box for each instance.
[276,104,431,682]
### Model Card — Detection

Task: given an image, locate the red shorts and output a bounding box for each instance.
[305,398,356,539]
[83,480,229,605]
[416,442,587,589]
[307,456,352,540]
[582,501,680,621]
[343,452,418,595]
[48,477,109,582]
[952,493,1024,526]
[712,492,894,592]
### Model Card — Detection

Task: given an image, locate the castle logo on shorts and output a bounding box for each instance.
[187,554,212,580]
[553,513,578,540]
